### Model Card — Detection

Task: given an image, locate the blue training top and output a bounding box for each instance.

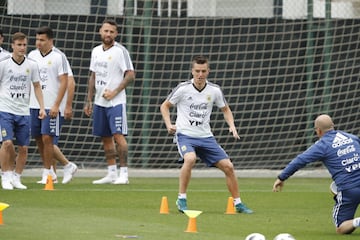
[278,130,360,191]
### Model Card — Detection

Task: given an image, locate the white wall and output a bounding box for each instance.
[7,0,124,15]
[283,0,360,19]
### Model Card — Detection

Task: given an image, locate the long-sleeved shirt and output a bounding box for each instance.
[278,130,360,191]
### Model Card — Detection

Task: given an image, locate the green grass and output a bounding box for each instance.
[0,177,359,240]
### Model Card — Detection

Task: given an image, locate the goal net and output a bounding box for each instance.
[1,0,360,170]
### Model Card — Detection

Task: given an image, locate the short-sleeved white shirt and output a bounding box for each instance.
[90,42,134,107]
[167,79,227,138]
[0,47,10,59]
[28,46,68,109]
[58,62,73,115]
[29,58,73,116]
[0,55,40,115]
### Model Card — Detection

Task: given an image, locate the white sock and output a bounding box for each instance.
[43,168,50,177]
[120,167,128,176]
[353,217,360,228]
[233,197,242,205]
[178,193,187,199]
[4,171,13,179]
[108,165,117,175]
[50,166,57,178]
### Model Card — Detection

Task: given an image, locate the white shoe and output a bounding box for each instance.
[1,179,13,190]
[113,176,129,185]
[62,162,78,184]
[92,174,117,184]
[12,178,27,190]
[37,169,58,184]
[1,172,14,190]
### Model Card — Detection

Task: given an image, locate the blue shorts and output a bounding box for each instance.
[52,116,64,145]
[175,133,229,167]
[30,109,61,138]
[0,112,30,146]
[92,104,128,137]
[333,187,360,227]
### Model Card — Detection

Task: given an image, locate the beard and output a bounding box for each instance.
[102,36,114,46]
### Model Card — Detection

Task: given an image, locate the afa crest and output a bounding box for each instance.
[206,95,211,102]
[1,128,7,137]
[181,145,187,152]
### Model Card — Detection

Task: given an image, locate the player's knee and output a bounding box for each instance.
[217,159,234,173]
[1,140,14,150]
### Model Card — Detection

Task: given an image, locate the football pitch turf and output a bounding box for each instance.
[0,177,359,240]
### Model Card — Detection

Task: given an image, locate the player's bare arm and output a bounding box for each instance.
[160,100,176,135]
[33,81,47,119]
[84,72,95,117]
[221,105,240,139]
[50,73,68,118]
[64,75,75,120]
[103,70,135,101]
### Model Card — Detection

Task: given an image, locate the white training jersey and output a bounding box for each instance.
[28,46,68,109]
[0,55,40,115]
[167,79,227,138]
[90,42,134,107]
[0,47,10,59]
[29,58,73,116]
[58,62,73,115]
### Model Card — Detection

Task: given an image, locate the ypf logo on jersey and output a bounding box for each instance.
[332,132,353,148]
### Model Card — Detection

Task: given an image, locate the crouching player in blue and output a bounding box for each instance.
[273,114,360,234]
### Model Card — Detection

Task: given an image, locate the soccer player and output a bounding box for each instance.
[273,114,360,234]
[160,55,253,214]
[31,60,78,184]
[28,26,68,184]
[0,29,10,59]
[0,32,46,190]
[84,19,135,185]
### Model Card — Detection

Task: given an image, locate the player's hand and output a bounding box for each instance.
[167,124,176,135]
[84,102,93,117]
[63,107,73,120]
[49,106,59,119]
[229,126,240,139]
[38,109,47,119]
[102,89,117,101]
[272,179,284,192]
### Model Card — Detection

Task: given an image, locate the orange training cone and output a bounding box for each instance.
[160,196,169,214]
[185,217,198,233]
[0,202,10,225]
[0,211,4,225]
[44,174,54,190]
[225,197,236,214]
[183,210,202,233]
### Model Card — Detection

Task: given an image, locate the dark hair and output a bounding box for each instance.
[0,29,3,37]
[102,19,118,30]
[12,32,27,43]
[36,26,54,39]
[192,55,209,65]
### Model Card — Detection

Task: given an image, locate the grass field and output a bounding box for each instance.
[0,177,359,240]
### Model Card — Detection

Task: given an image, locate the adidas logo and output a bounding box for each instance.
[332,132,353,148]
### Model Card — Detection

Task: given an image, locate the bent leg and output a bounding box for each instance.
[179,152,196,194]
[215,159,239,199]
